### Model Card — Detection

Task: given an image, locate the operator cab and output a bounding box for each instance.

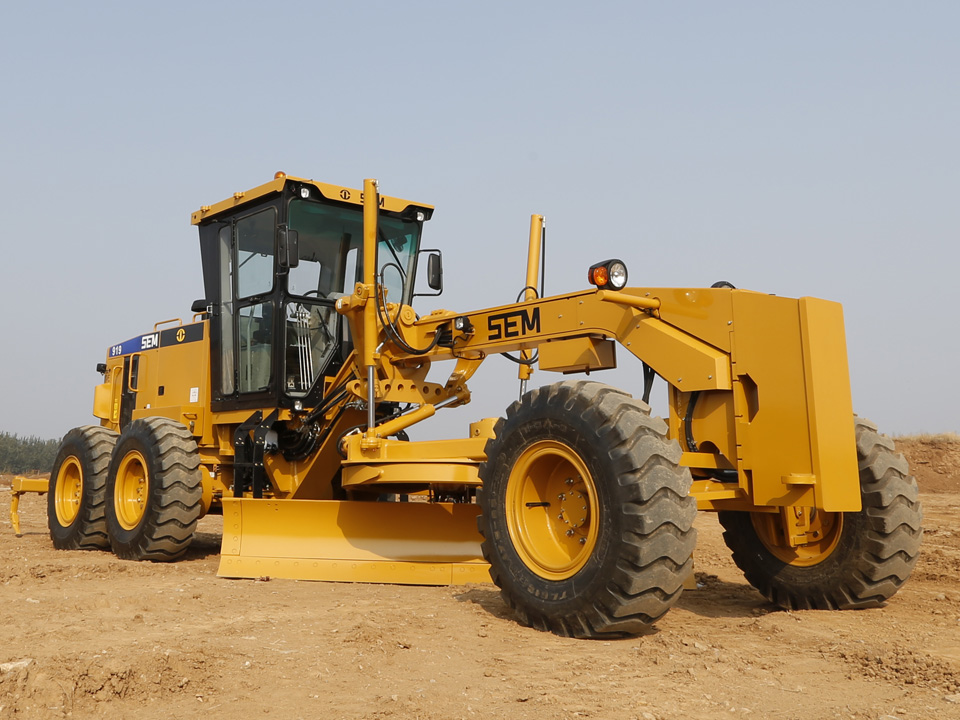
[192,174,435,412]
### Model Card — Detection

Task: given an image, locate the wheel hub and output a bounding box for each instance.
[505,440,598,580]
[752,506,844,567]
[557,482,589,540]
[115,450,149,531]
[54,457,83,526]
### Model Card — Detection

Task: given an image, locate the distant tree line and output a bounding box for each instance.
[0,432,59,474]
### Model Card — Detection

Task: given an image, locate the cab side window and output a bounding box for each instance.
[236,209,276,299]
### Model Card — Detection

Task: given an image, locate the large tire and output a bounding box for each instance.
[718,417,922,610]
[105,417,203,561]
[48,426,118,550]
[477,380,698,638]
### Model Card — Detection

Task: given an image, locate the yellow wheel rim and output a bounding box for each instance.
[505,440,599,580]
[115,450,149,531]
[54,457,83,526]
[752,507,844,567]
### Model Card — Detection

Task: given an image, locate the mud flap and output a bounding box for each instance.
[217,498,491,585]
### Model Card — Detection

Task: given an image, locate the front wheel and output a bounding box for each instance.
[718,417,922,610]
[105,417,203,561]
[477,381,697,638]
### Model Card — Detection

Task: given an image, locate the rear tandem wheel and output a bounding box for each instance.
[477,380,698,638]
[48,426,118,550]
[105,417,203,561]
[718,417,922,610]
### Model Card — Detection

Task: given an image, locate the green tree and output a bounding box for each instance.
[0,432,59,474]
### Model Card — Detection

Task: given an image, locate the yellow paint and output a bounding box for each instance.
[10,493,20,535]
[190,174,433,225]
[595,289,661,311]
[720,292,860,513]
[216,498,490,585]
[341,461,479,488]
[361,179,380,376]
[406,289,731,392]
[504,440,599,581]
[53,457,83,526]
[518,214,544,382]
[114,449,149,530]
[64,174,867,585]
[537,336,616,374]
[92,379,113,420]
[798,298,860,512]
[752,506,844,564]
[11,477,47,493]
[342,434,489,464]
[10,476,48,536]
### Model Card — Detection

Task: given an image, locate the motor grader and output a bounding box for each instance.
[32,173,921,638]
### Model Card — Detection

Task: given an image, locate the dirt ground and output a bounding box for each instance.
[2,436,959,720]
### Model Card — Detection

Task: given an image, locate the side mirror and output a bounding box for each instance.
[427,253,442,291]
[414,249,443,298]
[277,227,300,269]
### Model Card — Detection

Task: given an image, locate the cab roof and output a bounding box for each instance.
[190,173,434,225]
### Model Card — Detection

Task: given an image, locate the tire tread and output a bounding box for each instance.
[718,416,921,610]
[107,417,203,561]
[478,380,697,638]
[48,425,119,550]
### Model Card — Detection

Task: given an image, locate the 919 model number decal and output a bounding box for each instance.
[107,324,204,357]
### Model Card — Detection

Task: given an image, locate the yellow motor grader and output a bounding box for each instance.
[32,173,921,637]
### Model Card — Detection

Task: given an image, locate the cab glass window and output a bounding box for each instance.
[218,225,235,395]
[236,209,276,299]
[288,198,420,304]
[238,302,273,393]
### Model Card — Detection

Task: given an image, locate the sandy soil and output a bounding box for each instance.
[2,438,959,720]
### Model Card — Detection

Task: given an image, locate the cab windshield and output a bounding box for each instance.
[286,198,420,303]
[280,197,421,397]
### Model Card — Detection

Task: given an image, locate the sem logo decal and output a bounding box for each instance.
[109,323,204,358]
[340,189,384,206]
[487,308,541,341]
[359,192,386,207]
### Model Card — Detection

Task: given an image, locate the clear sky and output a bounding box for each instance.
[1,1,957,440]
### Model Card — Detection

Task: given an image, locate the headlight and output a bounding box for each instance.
[588,259,628,290]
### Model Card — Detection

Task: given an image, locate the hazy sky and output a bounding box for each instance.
[1,1,957,440]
